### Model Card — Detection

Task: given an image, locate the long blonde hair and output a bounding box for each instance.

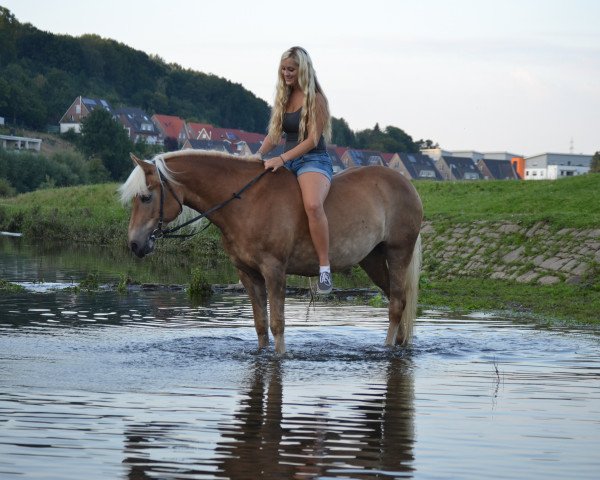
[267,46,332,145]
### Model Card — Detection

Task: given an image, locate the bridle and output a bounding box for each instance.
[150,164,270,240]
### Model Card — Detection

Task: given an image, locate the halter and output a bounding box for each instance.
[150,164,270,240]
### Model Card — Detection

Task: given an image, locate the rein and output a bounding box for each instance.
[151,166,270,240]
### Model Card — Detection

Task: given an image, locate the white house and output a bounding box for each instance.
[524,153,592,180]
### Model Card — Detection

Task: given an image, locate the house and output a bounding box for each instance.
[326,148,346,174]
[388,152,443,180]
[187,122,266,156]
[524,153,592,180]
[181,139,234,154]
[436,155,483,180]
[59,96,114,133]
[481,151,522,161]
[341,149,386,168]
[152,114,188,146]
[420,147,453,162]
[450,150,485,162]
[477,158,520,180]
[114,107,160,145]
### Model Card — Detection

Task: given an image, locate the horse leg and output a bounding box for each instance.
[359,245,405,345]
[359,244,391,298]
[237,269,269,349]
[262,265,288,354]
[386,235,421,347]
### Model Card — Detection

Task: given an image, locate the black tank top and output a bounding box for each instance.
[283,109,326,154]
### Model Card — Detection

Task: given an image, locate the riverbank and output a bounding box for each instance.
[0,175,599,324]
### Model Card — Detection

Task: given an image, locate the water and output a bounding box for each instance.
[1,238,599,479]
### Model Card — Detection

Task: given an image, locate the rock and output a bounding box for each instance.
[516,271,539,283]
[498,223,522,234]
[538,275,560,285]
[502,246,525,264]
[539,257,569,271]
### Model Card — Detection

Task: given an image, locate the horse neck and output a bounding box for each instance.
[168,154,263,221]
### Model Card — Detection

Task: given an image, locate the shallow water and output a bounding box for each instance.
[1,239,599,479]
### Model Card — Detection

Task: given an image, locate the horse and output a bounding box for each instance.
[120,150,423,354]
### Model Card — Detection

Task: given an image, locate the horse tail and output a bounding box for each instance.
[399,233,421,345]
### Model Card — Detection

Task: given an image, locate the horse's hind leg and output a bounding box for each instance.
[386,239,420,347]
[359,244,390,298]
[360,246,407,345]
[237,269,269,349]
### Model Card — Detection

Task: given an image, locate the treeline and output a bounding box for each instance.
[0,7,422,155]
[0,149,106,196]
[0,7,269,132]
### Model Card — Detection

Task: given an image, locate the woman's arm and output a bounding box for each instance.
[257,134,278,159]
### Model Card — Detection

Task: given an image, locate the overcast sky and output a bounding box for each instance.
[3,0,599,156]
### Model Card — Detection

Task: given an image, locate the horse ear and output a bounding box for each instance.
[130,153,154,175]
[130,153,143,166]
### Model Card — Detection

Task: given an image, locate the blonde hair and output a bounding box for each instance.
[267,46,332,145]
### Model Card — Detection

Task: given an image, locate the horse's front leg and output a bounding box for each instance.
[237,269,269,349]
[262,265,287,354]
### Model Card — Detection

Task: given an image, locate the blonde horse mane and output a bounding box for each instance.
[119,149,262,204]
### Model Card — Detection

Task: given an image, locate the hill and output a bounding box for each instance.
[0,7,418,153]
[0,7,270,133]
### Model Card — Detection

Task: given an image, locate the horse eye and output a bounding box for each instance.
[139,194,152,204]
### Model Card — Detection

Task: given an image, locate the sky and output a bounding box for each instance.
[2,0,599,156]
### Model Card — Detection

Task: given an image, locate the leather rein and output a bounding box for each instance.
[151,165,270,240]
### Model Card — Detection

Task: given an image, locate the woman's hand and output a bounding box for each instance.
[264,155,286,172]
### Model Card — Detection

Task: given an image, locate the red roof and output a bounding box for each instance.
[152,114,186,139]
[381,153,394,166]
[187,122,214,140]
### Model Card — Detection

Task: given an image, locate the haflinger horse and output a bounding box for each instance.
[120,150,423,354]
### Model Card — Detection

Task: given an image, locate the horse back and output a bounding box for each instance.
[287,166,423,274]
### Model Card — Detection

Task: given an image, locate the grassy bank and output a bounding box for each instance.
[1,175,599,324]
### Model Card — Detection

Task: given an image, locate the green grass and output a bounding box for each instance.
[414,174,600,228]
[419,277,600,324]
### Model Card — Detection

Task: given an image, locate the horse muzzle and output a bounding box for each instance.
[129,235,156,258]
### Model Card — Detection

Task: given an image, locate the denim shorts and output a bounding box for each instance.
[284,151,333,182]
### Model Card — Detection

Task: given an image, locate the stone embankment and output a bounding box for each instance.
[420,221,600,285]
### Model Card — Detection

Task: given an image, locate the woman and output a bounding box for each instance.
[257,46,334,294]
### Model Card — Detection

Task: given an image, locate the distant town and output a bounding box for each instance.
[1,95,594,182]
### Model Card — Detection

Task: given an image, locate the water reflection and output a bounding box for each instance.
[120,355,415,479]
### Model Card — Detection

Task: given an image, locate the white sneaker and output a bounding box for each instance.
[317,271,333,294]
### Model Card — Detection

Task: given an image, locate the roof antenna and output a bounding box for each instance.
[569,137,574,154]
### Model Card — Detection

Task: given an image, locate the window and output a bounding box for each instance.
[419,169,436,178]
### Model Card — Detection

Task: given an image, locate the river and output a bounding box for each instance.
[1,236,599,479]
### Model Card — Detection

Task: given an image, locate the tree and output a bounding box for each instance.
[591,151,600,173]
[416,139,439,150]
[79,108,133,180]
[331,117,355,147]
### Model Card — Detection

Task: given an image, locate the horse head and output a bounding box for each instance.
[120,154,183,258]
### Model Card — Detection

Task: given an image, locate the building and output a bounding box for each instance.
[151,114,188,146]
[341,149,386,168]
[388,152,443,180]
[477,158,520,180]
[420,147,453,161]
[524,153,592,180]
[114,107,160,145]
[181,139,234,154]
[436,155,483,180]
[0,134,42,152]
[326,147,346,174]
[59,96,114,133]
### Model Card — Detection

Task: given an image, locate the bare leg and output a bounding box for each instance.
[297,172,331,267]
